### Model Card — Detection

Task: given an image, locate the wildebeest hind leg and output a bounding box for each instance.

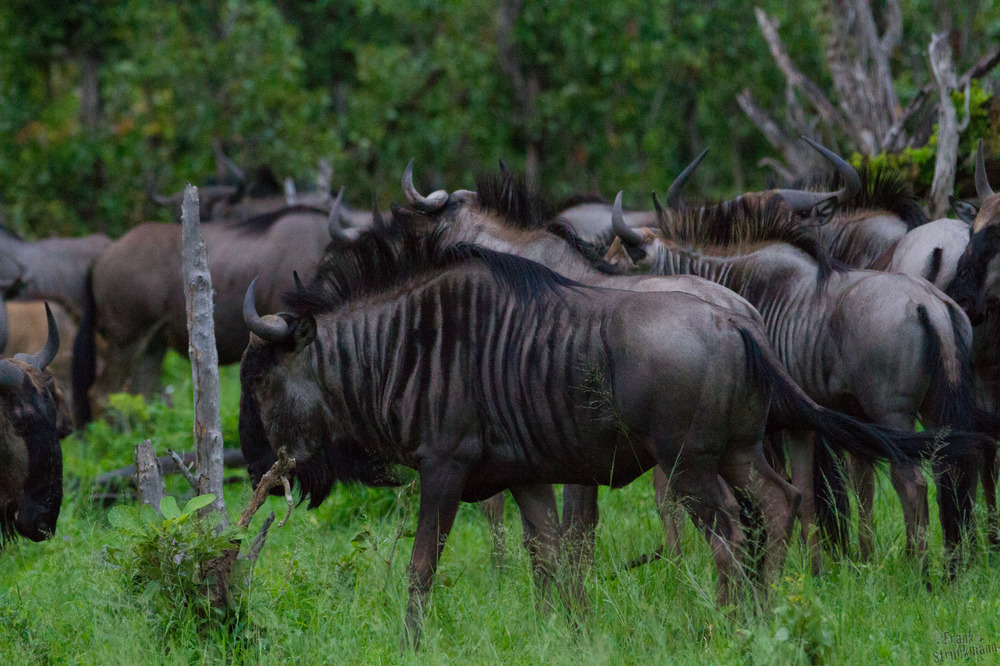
[128,319,169,396]
[403,462,465,651]
[721,445,800,597]
[785,429,822,575]
[510,484,567,613]
[675,470,745,608]
[653,466,685,556]
[479,492,507,569]
[846,455,876,561]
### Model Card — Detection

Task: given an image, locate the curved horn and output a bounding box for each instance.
[612,192,643,247]
[0,360,24,391]
[802,137,861,203]
[0,297,7,355]
[976,139,994,200]
[327,187,346,239]
[665,148,709,209]
[651,191,667,225]
[213,141,246,183]
[402,160,449,212]
[243,278,289,343]
[372,194,385,228]
[14,302,58,370]
[148,187,183,207]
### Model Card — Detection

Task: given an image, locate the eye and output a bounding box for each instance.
[799,210,810,220]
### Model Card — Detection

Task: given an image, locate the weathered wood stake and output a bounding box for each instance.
[181,184,227,523]
[134,438,165,512]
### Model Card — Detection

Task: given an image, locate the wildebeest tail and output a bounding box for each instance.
[71,267,97,426]
[813,436,850,554]
[736,326,910,465]
[919,302,982,557]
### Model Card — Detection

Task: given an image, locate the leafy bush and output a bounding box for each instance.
[105,494,249,635]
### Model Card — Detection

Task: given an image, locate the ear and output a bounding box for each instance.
[950,196,979,225]
[292,314,317,352]
[812,195,838,225]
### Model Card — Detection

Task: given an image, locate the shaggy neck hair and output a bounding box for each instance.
[282,211,583,317]
[657,196,842,282]
[797,163,928,229]
[228,204,330,235]
[471,169,626,275]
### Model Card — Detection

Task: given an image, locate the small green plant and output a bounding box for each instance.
[105,495,249,635]
[769,573,834,665]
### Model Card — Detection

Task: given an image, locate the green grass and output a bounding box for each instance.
[1,351,999,664]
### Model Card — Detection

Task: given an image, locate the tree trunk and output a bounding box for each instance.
[928,33,971,218]
[181,185,228,524]
[134,439,165,512]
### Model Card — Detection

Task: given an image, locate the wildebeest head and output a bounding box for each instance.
[238,278,318,493]
[606,190,839,282]
[0,302,63,544]
[947,141,1000,323]
[662,139,853,224]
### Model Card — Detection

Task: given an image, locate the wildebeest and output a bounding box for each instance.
[72,200,352,424]
[606,194,980,571]
[396,163,951,574]
[241,216,895,644]
[0,300,65,544]
[0,227,111,319]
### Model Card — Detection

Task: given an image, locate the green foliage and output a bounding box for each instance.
[105,494,248,636]
[852,80,997,195]
[5,1,999,239]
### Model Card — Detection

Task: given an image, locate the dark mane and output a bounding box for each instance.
[547,222,626,275]
[797,163,928,229]
[659,196,841,282]
[229,204,329,235]
[554,192,608,210]
[284,211,584,317]
[474,171,555,230]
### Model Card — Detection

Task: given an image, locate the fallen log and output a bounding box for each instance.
[93,448,246,487]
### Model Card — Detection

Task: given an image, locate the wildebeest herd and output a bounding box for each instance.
[4,139,1000,647]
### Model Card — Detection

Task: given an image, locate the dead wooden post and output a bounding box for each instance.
[928,32,971,219]
[181,184,228,524]
[134,438,165,512]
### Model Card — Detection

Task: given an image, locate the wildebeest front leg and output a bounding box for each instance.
[561,484,598,610]
[510,484,563,613]
[403,463,465,651]
[479,492,507,569]
[983,444,999,550]
[653,466,685,556]
[785,429,822,575]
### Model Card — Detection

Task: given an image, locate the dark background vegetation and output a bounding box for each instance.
[1,0,998,238]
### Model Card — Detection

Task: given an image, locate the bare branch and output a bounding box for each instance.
[736,90,817,175]
[753,8,854,142]
[929,32,966,218]
[166,448,200,490]
[757,158,797,183]
[883,43,1000,151]
[93,449,246,488]
[246,512,276,562]
[880,0,903,56]
[236,447,296,530]
[278,476,294,528]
